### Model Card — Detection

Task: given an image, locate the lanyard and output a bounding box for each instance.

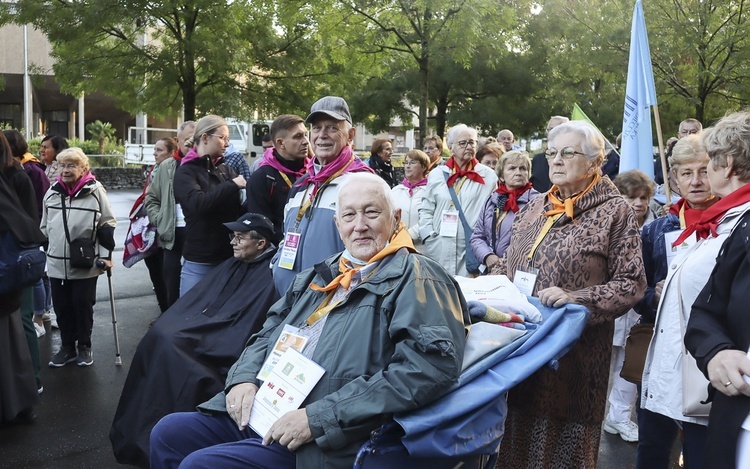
[679,203,686,229]
[494,208,509,238]
[448,176,468,209]
[527,213,563,260]
[278,171,293,188]
[295,156,355,223]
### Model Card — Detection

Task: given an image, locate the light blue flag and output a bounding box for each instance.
[620,0,657,178]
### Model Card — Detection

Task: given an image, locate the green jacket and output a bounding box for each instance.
[145,158,177,250]
[200,248,469,468]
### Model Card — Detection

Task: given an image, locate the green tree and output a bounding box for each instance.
[85,120,117,155]
[341,0,517,144]
[11,0,367,121]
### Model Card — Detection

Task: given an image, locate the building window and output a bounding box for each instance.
[0,104,22,130]
[42,110,69,138]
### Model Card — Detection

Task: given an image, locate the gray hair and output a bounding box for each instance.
[669,134,708,170]
[178,120,196,133]
[702,111,750,182]
[336,172,396,218]
[446,124,478,147]
[497,150,532,178]
[547,121,605,169]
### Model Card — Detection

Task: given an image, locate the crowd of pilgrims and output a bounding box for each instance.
[2,95,750,468]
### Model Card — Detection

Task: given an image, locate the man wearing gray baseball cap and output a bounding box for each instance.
[271,96,373,295]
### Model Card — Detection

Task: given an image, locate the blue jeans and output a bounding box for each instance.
[179,261,219,297]
[636,407,707,469]
[150,412,296,469]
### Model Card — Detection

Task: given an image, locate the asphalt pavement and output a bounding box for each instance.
[0,189,677,468]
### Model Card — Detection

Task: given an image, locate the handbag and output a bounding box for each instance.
[619,320,654,384]
[442,172,481,275]
[0,230,46,295]
[677,267,712,417]
[61,196,97,269]
[122,182,158,268]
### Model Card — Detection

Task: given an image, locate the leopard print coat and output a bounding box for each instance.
[498,176,646,424]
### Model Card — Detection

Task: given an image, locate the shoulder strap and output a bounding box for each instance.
[60,195,73,245]
[442,171,473,236]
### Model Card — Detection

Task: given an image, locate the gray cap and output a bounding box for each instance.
[223,213,275,241]
[305,96,352,124]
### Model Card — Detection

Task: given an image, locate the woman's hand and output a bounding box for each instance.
[233,175,247,189]
[653,279,665,306]
[485,254,501,271]
[707,350,750,397]
[225,382,259,430]
[537,286,574,308]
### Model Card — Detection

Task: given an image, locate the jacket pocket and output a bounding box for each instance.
[416,324,456,357]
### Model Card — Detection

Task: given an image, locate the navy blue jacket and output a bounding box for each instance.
[635,213,680,322]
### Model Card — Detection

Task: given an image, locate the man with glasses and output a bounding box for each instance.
[497,129,522,152]
[271,96,372,295]
[111,213,280,467]
[531,116,570,192]
[422,135,445,172]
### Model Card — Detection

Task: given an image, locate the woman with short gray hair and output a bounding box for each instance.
[418,124,498,276]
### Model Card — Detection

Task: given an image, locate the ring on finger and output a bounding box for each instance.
[725,381,732,387]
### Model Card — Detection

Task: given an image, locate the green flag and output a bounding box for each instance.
[571,103,618,156]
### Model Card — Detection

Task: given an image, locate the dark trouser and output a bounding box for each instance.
[50,277,98,348]
[162,227,185,310]
[20,287,40,386]
[144,248,169,312]
[636,407,707,469]
[150,412,295,469]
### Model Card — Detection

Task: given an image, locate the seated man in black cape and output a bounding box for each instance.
[110,213,280,467]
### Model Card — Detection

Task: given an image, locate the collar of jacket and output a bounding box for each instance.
[304,248,411,296]
[51,178,97,198]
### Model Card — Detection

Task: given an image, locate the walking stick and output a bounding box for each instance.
[96,259,122,366]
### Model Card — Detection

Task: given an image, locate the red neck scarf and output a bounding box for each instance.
[496,182,532,213]
[258,147,309,177]
[445,157,484,187]
[668,198,704,228]
[672,184,750,247]
[401,177,427,196]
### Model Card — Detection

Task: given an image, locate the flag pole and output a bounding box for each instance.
[652,104,671,203]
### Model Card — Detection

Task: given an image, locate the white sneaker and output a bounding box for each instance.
[34,322,46,338]
[603,418,638,442]
[43,310,59,329]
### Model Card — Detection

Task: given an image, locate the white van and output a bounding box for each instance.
[123,120,272,167]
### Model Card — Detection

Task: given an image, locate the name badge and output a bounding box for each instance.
[257,324,309,381]
[513,267,538,297]
[278,232,301,270]
[663,230,695,266]
[440,209,459,237]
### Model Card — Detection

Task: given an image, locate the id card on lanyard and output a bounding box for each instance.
[278,232,301,270]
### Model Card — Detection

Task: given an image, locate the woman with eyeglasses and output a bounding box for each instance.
[392,149,430,245]
[174,115,246,296]
[418,124,498,276]
[41,147,117,368]
[422,136,444,172]
[493,121,645,468]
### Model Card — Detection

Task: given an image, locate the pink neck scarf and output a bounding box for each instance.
[58,172,96,198]
[298,146,373,196]
[401,177,427,196]
[257,147,309,177]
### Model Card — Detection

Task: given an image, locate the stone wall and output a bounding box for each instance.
[91,167,147,190]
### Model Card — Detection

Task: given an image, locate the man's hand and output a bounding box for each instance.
[262,408,313,451]
[537,286,574,308]
[707,349,750,397]
[225,383,258,430]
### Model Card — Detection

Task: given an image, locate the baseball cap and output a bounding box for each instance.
[305,96,352,124]
[223,213,275,241]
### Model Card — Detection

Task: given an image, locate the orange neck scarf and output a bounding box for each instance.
[310,222,416,293]
[544,173,600,220]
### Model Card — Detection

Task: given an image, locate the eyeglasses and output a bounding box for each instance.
[60,163,80,170]
[423,146,437,152]
[545,147,586,160]
[210,134,230,143]
[229,233,261,244]
[403,159,419,166]
[456,140,477,148]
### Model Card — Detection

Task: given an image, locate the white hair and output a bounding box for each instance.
[336,172,396,217]
[446,124,478,147]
